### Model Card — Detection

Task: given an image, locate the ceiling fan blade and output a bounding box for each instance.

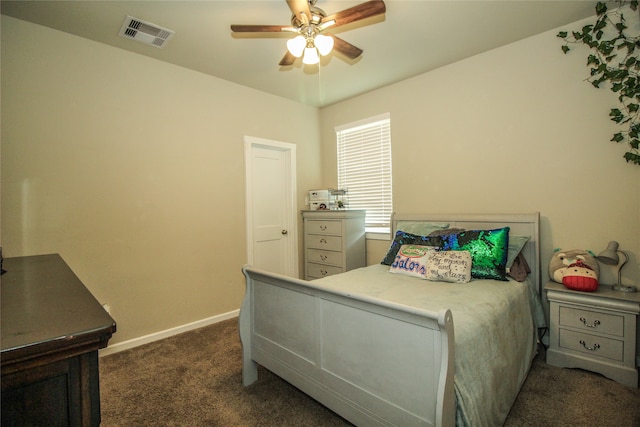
[322,0,386,28]
[332,36,363,60]
[287,0,312,24]
[231,24,295,33]
[279,51,297,66]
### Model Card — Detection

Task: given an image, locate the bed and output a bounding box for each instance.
[240,212,544,426]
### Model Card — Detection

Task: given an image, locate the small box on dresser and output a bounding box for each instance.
[303,210,366,280]
[545,281,639,388]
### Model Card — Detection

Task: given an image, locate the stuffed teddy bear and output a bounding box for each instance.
[561,260,599,291]
[548,249,599,284]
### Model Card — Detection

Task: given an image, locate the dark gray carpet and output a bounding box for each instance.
[99,319,640,426]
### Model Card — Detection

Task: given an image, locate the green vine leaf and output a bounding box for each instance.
[612,132,625,142]
[558,0,640,165]
[596,2,608,15]
[610,108,625,123]
[624,152,640,163]
[615,22,628,32]
[595,19,608,32]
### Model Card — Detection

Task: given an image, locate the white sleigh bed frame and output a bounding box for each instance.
[240,213,541,427]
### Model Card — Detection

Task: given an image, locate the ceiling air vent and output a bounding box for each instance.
[119,15,174,48]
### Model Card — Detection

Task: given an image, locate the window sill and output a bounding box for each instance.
[366,227,391,241]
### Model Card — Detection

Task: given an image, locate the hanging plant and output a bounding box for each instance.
[558,0,640,165]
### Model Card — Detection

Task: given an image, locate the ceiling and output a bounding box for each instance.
[1,0,597,108]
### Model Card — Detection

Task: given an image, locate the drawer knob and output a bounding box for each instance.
[579,316,601,328]
[320,238,327,244]
[320,225,327,231]
[579,340,600,351]
[320,269,328,276]
[320,255,327,261]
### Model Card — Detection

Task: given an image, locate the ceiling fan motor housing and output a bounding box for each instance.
[291,5,327,28]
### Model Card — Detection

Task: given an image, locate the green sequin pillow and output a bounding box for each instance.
[440,227,510,281]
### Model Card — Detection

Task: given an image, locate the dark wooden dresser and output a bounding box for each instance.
[1,254,116,426]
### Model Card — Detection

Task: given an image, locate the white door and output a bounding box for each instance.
[244,136,298,277]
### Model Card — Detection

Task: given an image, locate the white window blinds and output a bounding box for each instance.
[336,113,392,228]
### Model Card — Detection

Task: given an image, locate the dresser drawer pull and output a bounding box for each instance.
[579,317,601,328]
[320,225,327,231]
[579,340,600,351]
[320,255,328,261]
[320,238,327,244]
[320,269,328,276]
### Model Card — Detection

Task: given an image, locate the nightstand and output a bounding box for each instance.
[545,281,639,388]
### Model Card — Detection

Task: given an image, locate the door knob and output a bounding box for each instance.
[281,229,288,235]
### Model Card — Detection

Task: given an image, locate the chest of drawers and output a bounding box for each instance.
[545,281,639,388]
[2,254,116,426]
[302,210,366,280]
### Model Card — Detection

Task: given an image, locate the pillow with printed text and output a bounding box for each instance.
[389,244,438,279]
[424,250,472,283]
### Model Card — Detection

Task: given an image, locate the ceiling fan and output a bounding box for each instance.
[230,0,386,66]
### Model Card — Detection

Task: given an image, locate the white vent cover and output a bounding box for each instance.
[119,15,174,48]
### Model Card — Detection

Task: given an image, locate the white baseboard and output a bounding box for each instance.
[99,309,239,357]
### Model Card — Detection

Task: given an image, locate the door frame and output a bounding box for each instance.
[244,136,298,277]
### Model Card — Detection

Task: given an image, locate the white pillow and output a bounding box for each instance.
[389,245,437,279]
[425,250,472,283]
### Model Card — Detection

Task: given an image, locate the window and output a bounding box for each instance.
[336,113,392,234]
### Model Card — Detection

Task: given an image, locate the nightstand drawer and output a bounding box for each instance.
[306,263,342,279]
[306,234,342,251]
[559,306,623,337]
[306,220,342,236]
[559,329,623,362]
[307,249,343,267]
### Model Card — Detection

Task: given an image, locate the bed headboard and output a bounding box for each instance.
[391,212,541,295]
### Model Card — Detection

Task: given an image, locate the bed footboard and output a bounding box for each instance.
[240,266,455,427]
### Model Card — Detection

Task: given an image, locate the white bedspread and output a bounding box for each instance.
[314,264,539,426]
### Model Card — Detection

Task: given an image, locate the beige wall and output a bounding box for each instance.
[1,16,322,345]
[320,18,640,287]
[3,14,640,349]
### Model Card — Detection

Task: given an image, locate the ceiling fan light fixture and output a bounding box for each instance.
[314,34,334,56]
[231,0,387,66]
[287,35,306,57]
[303,46,320,65]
